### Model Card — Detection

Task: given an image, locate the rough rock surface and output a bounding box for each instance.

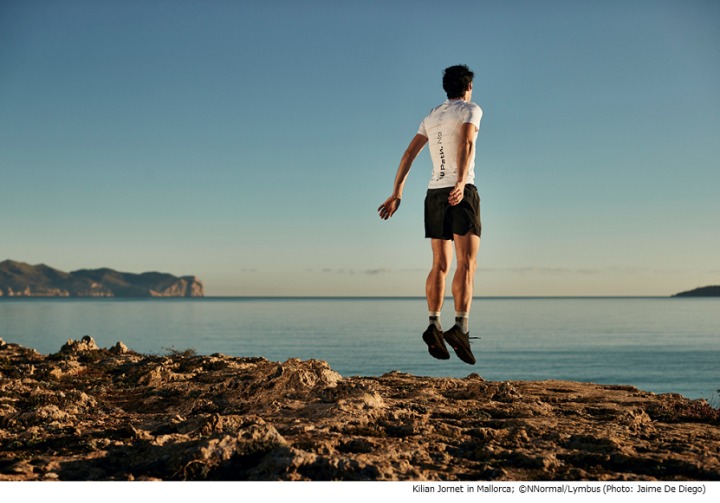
[0,336,718,481]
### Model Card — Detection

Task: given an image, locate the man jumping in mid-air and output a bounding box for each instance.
[378,64,482,365]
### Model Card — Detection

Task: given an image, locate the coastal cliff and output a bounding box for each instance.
[0,337,718,481]
[0,260,203,298]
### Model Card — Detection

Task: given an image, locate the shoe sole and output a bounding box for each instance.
[444,331,476,365]
[423,328,450,360]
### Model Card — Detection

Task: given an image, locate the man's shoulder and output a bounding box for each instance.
[444,100,482,115]
[462,101,483,124]
[425,102,447,115]
[421,100,482,122]
[461,101,482,112]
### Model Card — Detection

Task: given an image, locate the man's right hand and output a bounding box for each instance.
[378,196,401,220]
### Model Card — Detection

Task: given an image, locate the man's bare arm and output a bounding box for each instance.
[378,134,428,220]
[448,122,477,206]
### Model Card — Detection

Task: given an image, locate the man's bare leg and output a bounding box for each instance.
[443,232,480,364]
[426,238,452,313]
[422,238,453,360]
[451,233,480,315]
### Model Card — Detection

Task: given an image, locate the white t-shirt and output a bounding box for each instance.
[417,99,482,189]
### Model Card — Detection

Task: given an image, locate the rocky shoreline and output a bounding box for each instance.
[0,336,718,481]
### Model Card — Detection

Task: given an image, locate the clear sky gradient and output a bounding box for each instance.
[2,0,719,296]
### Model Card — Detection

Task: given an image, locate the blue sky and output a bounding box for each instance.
[1,0,718,296]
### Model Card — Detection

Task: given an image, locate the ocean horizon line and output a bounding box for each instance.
[0,294,690,301]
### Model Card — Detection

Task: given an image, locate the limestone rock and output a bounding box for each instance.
[0,340,718,481]
[60,336,100,354]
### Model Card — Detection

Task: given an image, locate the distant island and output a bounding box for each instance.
[0,260,204,297]
[672,285,720,297]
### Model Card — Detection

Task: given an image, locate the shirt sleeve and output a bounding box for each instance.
[464,104,483,128]
[417,117,427,137]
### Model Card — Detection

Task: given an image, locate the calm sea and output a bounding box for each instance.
[0,297,718,402]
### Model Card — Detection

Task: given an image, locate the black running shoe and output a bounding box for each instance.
[422,324,450,360]
[443,325,477,365]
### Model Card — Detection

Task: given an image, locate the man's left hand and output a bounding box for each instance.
[448,184,465,206]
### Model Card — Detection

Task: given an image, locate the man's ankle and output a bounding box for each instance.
[429,311,442,330]
[454,311,469,333]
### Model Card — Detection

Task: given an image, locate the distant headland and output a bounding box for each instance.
[0,260,203,297]
[672,285,720,297]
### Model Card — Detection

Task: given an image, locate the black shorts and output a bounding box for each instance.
[424,184,481,240]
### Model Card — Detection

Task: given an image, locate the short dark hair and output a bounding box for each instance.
[442,65,474,99]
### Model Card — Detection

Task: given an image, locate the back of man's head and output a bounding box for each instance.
[443,65,474,99]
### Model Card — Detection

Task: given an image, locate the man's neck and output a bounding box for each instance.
[449,90,472,102]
